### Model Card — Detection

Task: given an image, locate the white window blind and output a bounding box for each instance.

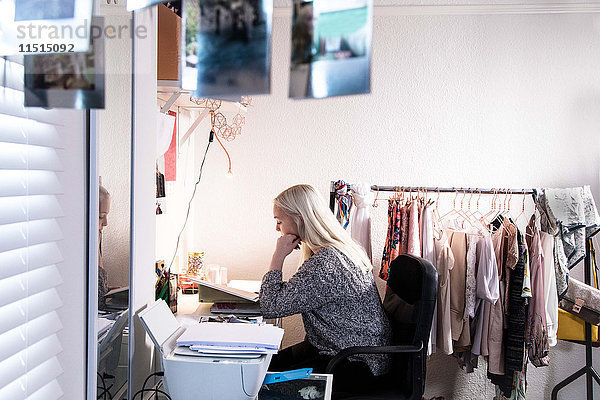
[0,56,68,400]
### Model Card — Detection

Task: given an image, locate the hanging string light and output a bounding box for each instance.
[189,97,222,111]
[189,95,251,176]
[188,95,249,142]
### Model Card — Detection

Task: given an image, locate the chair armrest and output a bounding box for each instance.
[325,341,424,373]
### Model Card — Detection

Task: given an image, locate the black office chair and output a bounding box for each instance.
[326,254,438,400]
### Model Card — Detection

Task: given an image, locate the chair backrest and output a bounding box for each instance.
[383,254,437,398]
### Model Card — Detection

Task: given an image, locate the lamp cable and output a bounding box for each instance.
[165,129,214,276]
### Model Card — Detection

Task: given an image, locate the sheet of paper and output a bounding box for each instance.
[176,322,283,350]
[189,345,277,355]
[228,280,262,293]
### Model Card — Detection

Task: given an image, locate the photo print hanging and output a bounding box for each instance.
[23,17,105,109]
[128,0,179,12]
[0,0,93,55]
[182,0,272,100]
[14,0,75,21]
[289,0,372,99]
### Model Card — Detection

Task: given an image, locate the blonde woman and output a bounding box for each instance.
[261,184,391,386]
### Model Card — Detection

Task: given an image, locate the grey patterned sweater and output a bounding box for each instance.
[260,246,392,376]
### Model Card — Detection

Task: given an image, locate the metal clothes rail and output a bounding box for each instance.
[369,185,536,194]
[328,181,537,212]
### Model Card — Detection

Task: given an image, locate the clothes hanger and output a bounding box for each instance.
[441,187,473,230]
[463,188,485,232]
[498,189,515,230]
[513,189,528,226]
[389,186,403,209]
[531,195,543,230]
[482,189,500,231]
[398,186,405,206]
[472,189,486,223]
[432,187,442,224]
[487,188,509,232]
[462,188,475,220]
[480,188,497,226]
[474,189,493,233]
[421,187,427,205]
[494,188,509,220]
[431,187,445,238]
[372,187,379,208]
[425,187,434,207]
[515,189,537,237]
[439,187,459,222]
[456,188,475,230]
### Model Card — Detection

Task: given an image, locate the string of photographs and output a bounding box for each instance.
[0,0,93,56]
[18,0,373,109]
[181,0,372,101]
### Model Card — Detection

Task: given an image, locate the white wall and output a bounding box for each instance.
[175,8,600,400]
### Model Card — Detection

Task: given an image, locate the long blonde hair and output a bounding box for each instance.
[274,184,373,273]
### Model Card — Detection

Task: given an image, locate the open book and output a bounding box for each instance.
[189,277,259,303]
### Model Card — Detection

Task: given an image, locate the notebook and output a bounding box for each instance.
[190,277,260,303]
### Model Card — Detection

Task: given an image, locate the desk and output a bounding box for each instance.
[175,293,205,315]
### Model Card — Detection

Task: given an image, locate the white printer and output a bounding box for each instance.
[138,300,272,400]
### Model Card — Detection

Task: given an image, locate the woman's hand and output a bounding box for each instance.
[275,234,301,259]
[270,234,301,271]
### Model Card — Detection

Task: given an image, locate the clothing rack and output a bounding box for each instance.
[328,182,537,212]
[329,181,598,399]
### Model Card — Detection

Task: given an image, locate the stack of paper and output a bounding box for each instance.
[176,322,284,355]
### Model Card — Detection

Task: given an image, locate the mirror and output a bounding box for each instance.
[94,3,132,399]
